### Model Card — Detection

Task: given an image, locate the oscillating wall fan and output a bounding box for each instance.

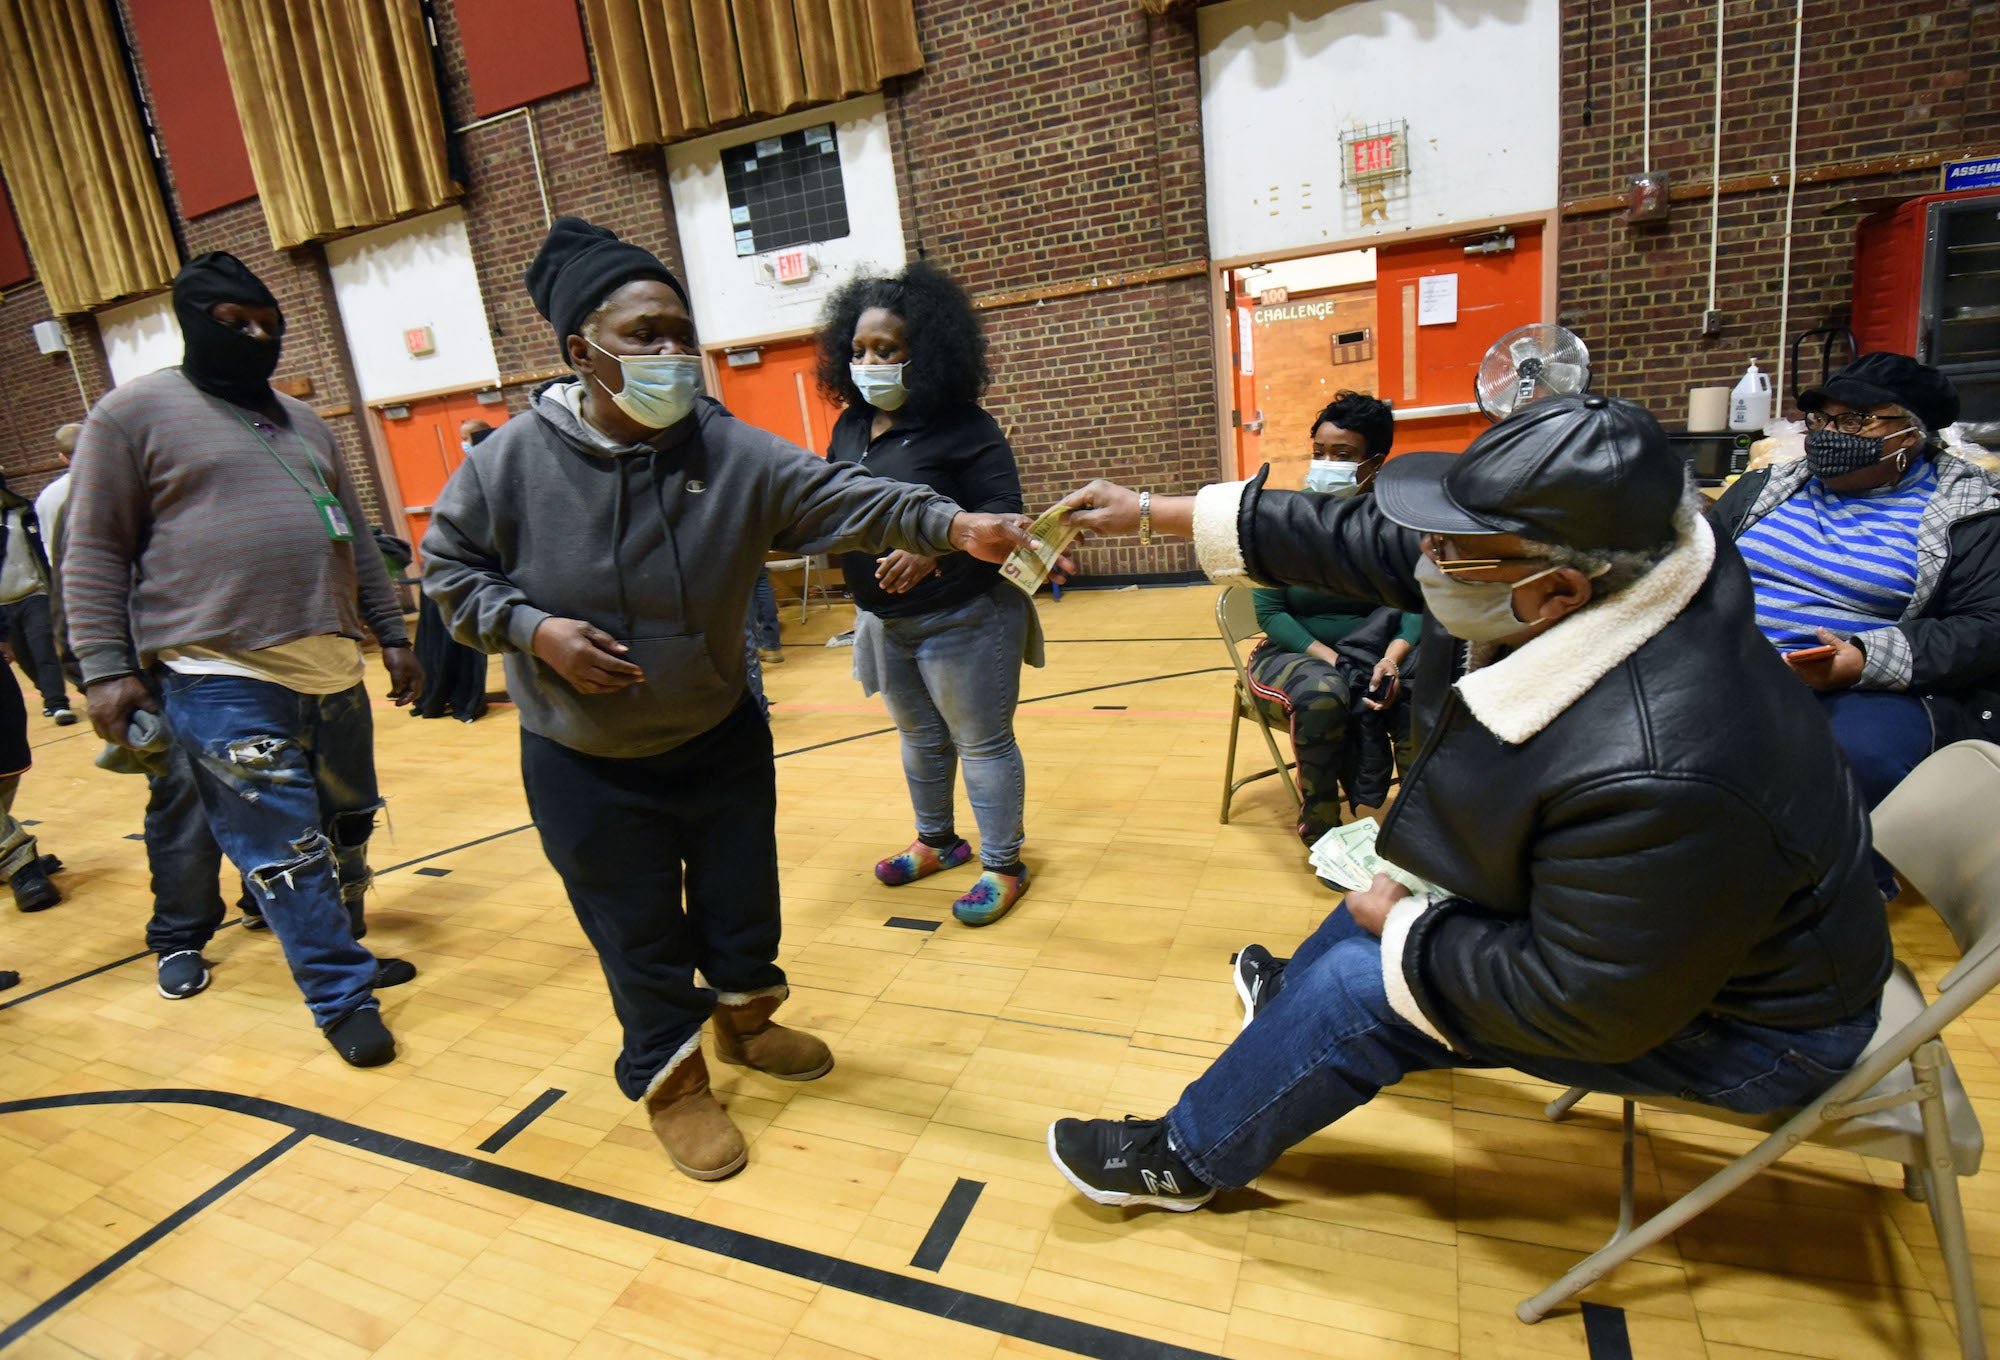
[1474,324,1592,420]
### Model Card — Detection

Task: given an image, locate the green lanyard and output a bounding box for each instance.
[228,407,354,542]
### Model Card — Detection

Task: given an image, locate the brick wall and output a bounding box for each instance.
[1558,0,2000,418]
[889,1,1214,575]
[0,287,108,498]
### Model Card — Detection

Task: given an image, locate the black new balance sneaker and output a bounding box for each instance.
[1047,1116,1214,1211]
[156,950,210,999]
[1231,944,1286,1030]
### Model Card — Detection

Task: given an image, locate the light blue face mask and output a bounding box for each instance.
[850,361,908,412]
[589,340,703,429]
[1304,460,1362,497]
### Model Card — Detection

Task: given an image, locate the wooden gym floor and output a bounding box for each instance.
[0,584,1994,1359]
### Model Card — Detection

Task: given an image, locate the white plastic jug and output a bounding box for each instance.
[1730,360,1772,432]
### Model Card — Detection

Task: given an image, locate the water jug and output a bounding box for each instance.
[1729,360,1772,432]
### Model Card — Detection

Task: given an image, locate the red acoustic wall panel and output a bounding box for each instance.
[124,0,257,219]
[0,181,29,288]
[456,0,591,119]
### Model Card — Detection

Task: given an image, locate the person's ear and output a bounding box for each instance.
[1521,567,1596,624]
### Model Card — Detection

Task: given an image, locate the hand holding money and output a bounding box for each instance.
[999,501,1082,596]
[1308,818,1441,897]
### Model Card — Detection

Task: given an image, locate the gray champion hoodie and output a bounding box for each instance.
[421,383,961,757]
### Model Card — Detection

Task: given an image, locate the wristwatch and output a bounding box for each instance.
[1139,490,1152,546]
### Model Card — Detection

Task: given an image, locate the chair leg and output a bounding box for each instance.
[799,561,813,623]
[1914,1045,1988,1360]
[1613,1100,1637,1245]
[1545,1087,1589,1121]
[1905,1163,1929,1203]
[1254,716,1301,808]
[1518,1098,1832,1324]
[1221,708,1242,825]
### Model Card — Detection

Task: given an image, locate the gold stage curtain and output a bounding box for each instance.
[583,0,924,153]
[211,0,455,250]
[0,0,178,314]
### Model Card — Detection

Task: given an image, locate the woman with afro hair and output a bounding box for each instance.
[817,261,1041,927]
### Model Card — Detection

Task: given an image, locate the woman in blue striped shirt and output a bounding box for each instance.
[1714,354,2000,879]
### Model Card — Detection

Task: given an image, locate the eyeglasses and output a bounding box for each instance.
[1424,537,1549,576]
[1804,410,1913,435]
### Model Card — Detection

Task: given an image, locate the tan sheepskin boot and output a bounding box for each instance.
[711,988,834,1081]
[642,1035,747,1181]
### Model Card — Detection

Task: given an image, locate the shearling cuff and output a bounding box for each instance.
[639,1029,705,1102]
[714,983,788,1007]
[1193,481,1255,586]
[1378,895,1456,1051]
[1854,625,1913,691]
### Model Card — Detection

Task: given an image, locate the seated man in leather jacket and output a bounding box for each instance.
[1043,395,1894,1210]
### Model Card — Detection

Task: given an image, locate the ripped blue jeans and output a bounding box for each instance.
[158,671,383,1027]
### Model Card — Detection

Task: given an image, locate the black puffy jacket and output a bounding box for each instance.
[1712,453,2000,747]
[1218,474,1892,1062]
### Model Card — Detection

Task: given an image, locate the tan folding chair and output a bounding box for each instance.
[1519,739,1997,1359]
[764,551,831,622]
[1216,587,1301,824]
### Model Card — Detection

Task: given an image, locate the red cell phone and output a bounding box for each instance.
[1785,644,1838,664]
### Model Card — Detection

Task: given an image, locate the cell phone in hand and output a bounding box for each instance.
[1784,643,1838,664]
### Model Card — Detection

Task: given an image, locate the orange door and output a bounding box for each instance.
[710,336,846,454]
[1374,225,1545,455]
[377,392,510,556]
[1228,281,1264,479]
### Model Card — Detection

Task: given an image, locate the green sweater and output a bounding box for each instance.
[1253,585,1420,657]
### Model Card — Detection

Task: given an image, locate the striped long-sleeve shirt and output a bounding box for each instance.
[1737,459,1937,652]
[63,368,408,686]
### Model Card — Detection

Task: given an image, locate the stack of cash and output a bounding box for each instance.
[999,502,1080,597]
[1308,818,1442,897]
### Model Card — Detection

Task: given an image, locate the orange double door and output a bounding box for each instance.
[708,335,846,454]
[377,392,511,557]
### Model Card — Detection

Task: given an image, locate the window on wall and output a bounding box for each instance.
[721,124,851,258]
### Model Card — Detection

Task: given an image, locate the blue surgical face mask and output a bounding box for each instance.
[1304,460,1362,497]
[850,362,908,412]
[588,340,703,429]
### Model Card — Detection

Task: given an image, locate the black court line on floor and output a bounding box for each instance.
[2,667,1230,1013]
[1580,1301,1633,1360]
[122,833,145,841]
[0,918,246,1014]
[0,1126,308,1352]
[1093,705,1127,710]
[884,917,942,932]
[909,1177,984,1272]
[415,867,452,877]
[0,1089,1224,1360]
[476,1087,566,1153]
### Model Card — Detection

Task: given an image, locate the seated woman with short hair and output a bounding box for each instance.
[1246,392,1414,842]
[1714,353,2000,833]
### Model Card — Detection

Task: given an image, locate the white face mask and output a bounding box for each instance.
[1304,460,1362,497]
[1414,554,1563,642]
[850,361,908,412]
[588,339,703,429]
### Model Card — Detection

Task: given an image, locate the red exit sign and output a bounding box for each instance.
[1350,134,1402,178]
[774,248,811,283]
[403,325,435,356]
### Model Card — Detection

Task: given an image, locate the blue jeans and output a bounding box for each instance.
[1820,689,1933,897]
[159,672,384,1026]
[750,570,782,651]
[142,742,231,954]
[864,587,1030,868]
[1167,905,1881,1189]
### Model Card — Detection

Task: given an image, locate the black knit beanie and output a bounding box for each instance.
[174,252,284,407]
[524,217,687,348]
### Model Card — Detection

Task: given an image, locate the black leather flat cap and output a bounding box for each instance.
[1374,394,1685,552]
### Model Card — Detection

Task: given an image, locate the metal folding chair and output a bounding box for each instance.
[764,552,831,622]
[1519,740,1998,1359]
[1215,587,1301,824]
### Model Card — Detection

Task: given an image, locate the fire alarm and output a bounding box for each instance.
[404,325,436,357]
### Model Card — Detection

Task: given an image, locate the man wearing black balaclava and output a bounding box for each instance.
[423,218,1040,1181]
[63,252,424,1064]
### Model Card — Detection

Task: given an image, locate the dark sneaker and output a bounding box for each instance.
[10,862,61,913]
[48,706,77,726]
[156,950,211,999]
[325,1006,395,1067]
[374,958,417,988]
[1231,944,1285,1030]
[0,969,17,991]
[1047,1116,1214,1212]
